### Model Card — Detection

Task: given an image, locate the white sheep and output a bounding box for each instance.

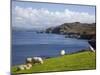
[17,65,25,71]
[60,50,65,56]
[26,63,32,68]
[23,65,30,70]
[25,66,31,70]
[24,64,32,70]
[26,57,33,63]
[17,64,32,71]
[32,57,43,64]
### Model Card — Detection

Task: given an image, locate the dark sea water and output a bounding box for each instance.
[12,31,89,66]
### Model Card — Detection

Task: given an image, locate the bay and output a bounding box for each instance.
[12,31,89,66]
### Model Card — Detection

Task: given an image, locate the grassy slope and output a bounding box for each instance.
[12,51,96,74]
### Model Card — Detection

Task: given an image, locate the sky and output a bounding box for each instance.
[12,1,96,30]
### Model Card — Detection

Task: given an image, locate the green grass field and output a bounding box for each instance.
[11,51,96,74]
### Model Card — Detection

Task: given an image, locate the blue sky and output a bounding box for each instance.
[12,1,95,15]
[12,1,96,30]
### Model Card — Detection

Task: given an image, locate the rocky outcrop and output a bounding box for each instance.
[46,22,96,39]
[46,22,96,35]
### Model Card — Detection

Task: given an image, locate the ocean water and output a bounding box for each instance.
[12,31,89,66]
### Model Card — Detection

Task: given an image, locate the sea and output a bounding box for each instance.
[12,31,89,66]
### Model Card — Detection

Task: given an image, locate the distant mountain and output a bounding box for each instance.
[45,22,96,40]
[46,22,96,35]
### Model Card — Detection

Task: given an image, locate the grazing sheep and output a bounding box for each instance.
[60,50,65,56]
[26,63,32,68]
[23,64,31,70]
[17,65,25,71]
[17,64,32,71]
[32,57,43,64]
[25,66,31,70]
[26,57,33,63]
[24,64,32,70]
[23,63,32,70]
[23,65,29,70]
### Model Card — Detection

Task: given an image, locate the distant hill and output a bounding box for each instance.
[46,22,96,35]
[46,22,96,40]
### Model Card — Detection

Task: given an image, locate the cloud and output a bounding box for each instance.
[12,6,95,30]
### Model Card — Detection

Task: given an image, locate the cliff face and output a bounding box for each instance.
[46,22,96,35]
